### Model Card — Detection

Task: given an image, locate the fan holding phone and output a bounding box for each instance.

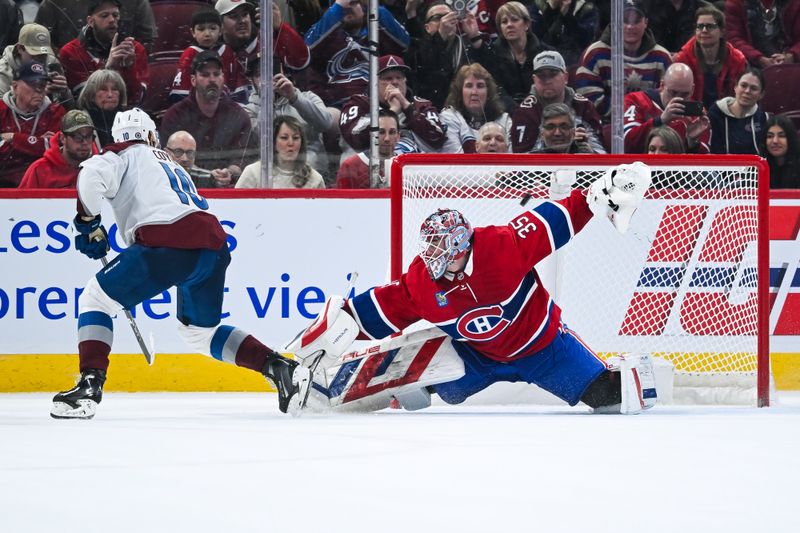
[623,63,711,154]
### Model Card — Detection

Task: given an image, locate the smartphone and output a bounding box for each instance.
[452,0,468,19]
[682,100,704,116]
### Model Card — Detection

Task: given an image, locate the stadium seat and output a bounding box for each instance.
[150,0,211,60]
[761,63,800,116]
[142,59,179,125]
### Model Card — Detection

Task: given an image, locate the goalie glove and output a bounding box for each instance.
[284,296,360,362]
[73,214,110,260]
[587,162,652,234]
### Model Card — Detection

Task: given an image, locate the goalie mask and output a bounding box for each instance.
[111,107,159,147]
[418,209,473,281]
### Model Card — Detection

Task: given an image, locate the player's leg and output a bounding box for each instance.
[174,246,308,414]
[51,245,187,419]
[432,341,513,404]
[514,325,655,414]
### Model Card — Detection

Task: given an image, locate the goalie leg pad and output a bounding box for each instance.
[285,296,360,362]
[598,353,657,414]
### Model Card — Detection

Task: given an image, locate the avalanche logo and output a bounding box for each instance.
[456,305,511,341]
[620,204,759,336]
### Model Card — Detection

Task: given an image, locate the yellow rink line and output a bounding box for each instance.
[1,353,799,392]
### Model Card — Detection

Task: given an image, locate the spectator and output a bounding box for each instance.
[440,63,508,153]
[643,0,712,53]
[0,61,66,187]
[339,55,445,157]
[170,9,222,104]
[476,1,553,109]
[160,50,255,187]
[19,109,97,188]
[623,62,711,153]
[242,55,335,182]
[304,0,410,108]
[763,114,800,188]
[0,0,22,51]
[0,24,72,107]
[215,0,310,106]
[709,67,769,154]
[407,2,486,109]
[532,102,595,153]
[237,116,325,189]
[536,0,600,65]
[35,0,156,53]
[164,130,215,189]
[77,68,127,148]
[511,50,605,153]
[336,109,400,188]
[475,121,510,152]
[58,0,149,106]
[575,0,671,118]
[674,5,746,110]
[725,0,800,68]
[646,125,686,153]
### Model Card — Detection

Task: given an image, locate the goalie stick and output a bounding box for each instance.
[100,256,155,365]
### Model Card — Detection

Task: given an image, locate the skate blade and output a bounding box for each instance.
[50,400,98,420]
[288,352,325,417]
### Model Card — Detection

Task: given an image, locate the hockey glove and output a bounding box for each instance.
[73,214,110,260]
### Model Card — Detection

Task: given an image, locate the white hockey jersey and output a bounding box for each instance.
[77,143,210,246]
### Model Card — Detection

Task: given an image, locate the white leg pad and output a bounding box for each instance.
[176,324,217,356]
[79,276,124,315]
[614,353,658,415]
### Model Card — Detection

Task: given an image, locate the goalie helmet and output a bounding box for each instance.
[111,107,159,147]
[418,209,473,280]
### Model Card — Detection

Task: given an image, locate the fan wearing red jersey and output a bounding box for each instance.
[290,163,657,414]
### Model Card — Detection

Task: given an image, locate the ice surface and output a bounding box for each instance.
[2,392,799,533]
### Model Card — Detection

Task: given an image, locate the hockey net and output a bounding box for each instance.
[390,154,771,406]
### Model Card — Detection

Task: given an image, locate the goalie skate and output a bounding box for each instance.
[50,369,106,420]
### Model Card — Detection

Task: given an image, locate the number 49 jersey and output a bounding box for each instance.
[77,143,216,247]
[347,189,595,362]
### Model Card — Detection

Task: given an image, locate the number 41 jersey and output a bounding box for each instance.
[347,189,594,362]
[77,143,224,249]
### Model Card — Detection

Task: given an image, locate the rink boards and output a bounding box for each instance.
[0,191,797,392]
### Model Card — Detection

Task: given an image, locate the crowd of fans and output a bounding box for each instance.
[0,0,798,189]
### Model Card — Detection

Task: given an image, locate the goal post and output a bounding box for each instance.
[390,153,771,407]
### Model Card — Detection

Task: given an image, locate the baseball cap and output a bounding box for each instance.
[87,0,121,16]
[13,61,49,82]
[378,55,410,76]
[61,109,96,133]
[215,0,254,17]
[192,49,223,73]
[533,51,566,73]
[18,24,53,56]
[624,0,646,16]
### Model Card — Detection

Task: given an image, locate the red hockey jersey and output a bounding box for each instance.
[347,189,593,361]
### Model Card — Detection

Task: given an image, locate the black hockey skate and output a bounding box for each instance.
[50,369,107,420]
[261,353,311,415]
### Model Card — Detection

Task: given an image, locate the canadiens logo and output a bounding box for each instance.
[456,305,511,341]
[435,291,448,307]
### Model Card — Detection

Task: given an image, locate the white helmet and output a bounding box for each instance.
[111,107,159,146]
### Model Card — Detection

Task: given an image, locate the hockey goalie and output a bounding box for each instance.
[288,162,657,415]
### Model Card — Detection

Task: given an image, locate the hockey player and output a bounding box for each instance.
[51,108,310,419]
[289,162,657,414]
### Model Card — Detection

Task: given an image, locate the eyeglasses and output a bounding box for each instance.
[167,148,196,158]
[696,23,719,31]
[23,79,48,91]
[425,13,445,23]
[65,132,94,142]
[542,123,573,132]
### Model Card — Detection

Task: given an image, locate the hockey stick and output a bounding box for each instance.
[99,256,156,365]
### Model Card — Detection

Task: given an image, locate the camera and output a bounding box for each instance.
[452,0,468,19]
[682,100,704,116]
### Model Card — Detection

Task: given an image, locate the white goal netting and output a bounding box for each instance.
[391,154,770,406]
